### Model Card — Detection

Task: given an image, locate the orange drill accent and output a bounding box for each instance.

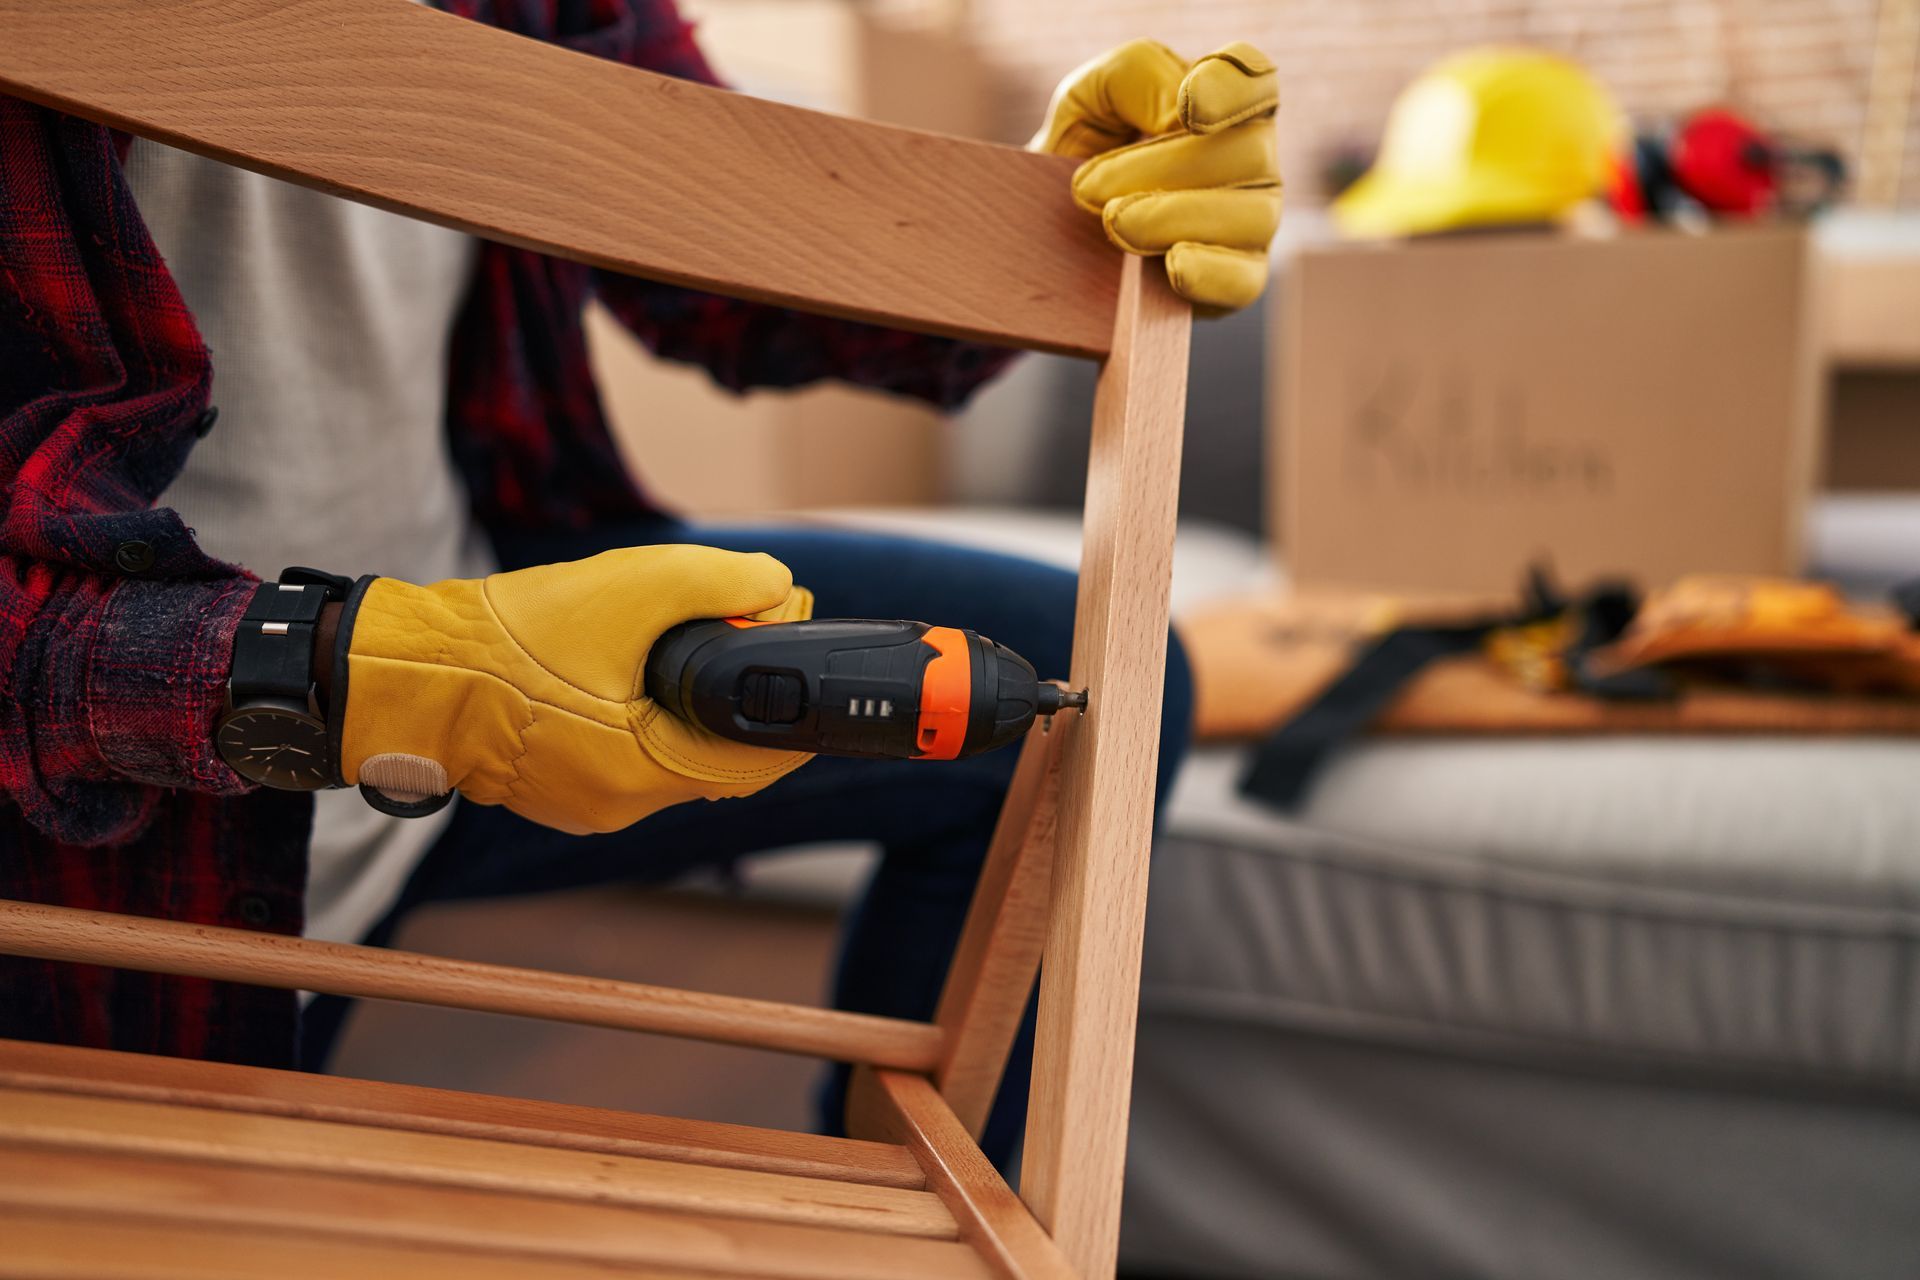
[914,626,972,760]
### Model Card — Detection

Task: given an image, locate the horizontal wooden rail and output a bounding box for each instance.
[0,0,1120,357]
[0,1039,928,1189]
[0,1147,992,1280]
[0,1205,805,1280]
[0,900,943,1070]
[0,1088,958,1239]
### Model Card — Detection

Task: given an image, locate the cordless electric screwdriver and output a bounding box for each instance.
[644,618,1086,761]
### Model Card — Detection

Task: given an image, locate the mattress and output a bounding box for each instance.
[1155,747,1920,1088]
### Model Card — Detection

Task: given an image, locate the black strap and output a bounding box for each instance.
[1237,572,1661,813]
[1237,621,1498,810]
[230,581,335,707]
[282,565,354,597]
[1892,579,1920,629]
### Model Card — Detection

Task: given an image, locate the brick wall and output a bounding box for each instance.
[869,0,1919,207]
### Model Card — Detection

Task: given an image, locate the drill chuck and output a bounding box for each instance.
[644,618,1080,761]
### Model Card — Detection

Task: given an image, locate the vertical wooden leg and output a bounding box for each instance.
[1018,256,1191,1280]
[931,717,1074,1138]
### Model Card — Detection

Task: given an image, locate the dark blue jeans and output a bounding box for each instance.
[302,518,1193,1167]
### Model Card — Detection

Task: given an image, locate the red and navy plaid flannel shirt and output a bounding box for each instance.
[0,0,1013,1064]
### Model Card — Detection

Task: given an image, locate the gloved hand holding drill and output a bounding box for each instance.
[333,545,1083,832]
[340,546,814,835]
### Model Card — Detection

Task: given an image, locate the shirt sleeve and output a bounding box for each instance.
[589,0,1021,409]
[593,281,1020,408]
[0,98,257,846]
[0,564,255,846]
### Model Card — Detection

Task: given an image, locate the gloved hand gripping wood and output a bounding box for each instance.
[1034,39,1282,312]
[341,546,813,834]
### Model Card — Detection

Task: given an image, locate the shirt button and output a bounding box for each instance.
[237,895,273,927]
[114,541,156,574]
[193,406,220,438]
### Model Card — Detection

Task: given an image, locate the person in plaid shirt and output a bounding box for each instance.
[0,1,1277,1164]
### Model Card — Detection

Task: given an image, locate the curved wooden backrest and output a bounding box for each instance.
[0,0,1121,357]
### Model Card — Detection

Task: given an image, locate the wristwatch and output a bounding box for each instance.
[215,568,354,790]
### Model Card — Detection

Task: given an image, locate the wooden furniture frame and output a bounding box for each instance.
[0,4,1190,1278]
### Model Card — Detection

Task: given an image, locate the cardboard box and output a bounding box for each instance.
[1274,228,1820,594]
[588,306,947,515]
[589,2,995,516]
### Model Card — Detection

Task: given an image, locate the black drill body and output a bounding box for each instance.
[644,618,1081,761]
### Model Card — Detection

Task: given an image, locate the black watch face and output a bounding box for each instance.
[217,706,333,790]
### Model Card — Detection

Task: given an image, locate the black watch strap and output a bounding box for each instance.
[230,580,337,708]
[282,566,355,596]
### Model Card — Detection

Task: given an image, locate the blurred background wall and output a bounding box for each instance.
[862,0,1920,208]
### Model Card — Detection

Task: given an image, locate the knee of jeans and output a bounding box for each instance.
[1155,623,1196,797]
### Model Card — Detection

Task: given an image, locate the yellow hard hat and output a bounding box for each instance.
[1333,47,1625,239]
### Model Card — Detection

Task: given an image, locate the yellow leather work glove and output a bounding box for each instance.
[341,546,813,835]
[1033,39,1281,313]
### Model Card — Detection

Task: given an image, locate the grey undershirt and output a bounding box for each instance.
[125,140,491,945]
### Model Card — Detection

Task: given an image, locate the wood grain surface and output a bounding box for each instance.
[0,900,943,1070]
[0,1087,957,1239]
[0,1207,756,1280]
[931,719,1071,1137]
[0,1146,990,1280]
[0,0,1119,356]
[0,1038,925,1189]
[1020,255,1191,1280]
[863,1070,1079,1280]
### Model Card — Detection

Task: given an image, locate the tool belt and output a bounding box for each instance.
[1182,573,1920,811]
[1585,576,1920,696]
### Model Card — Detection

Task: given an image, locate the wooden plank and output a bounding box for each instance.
[0,1146,991,1280]
[0,901,943,1071]
[0,0,1118,357]
[0,1207,745,1280]
[1019,255,1191,1280]
[930,719,1071,1136]
[860,1070,1079,1280]
[0,1039,923,1190]
[0,1088,956,1240]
